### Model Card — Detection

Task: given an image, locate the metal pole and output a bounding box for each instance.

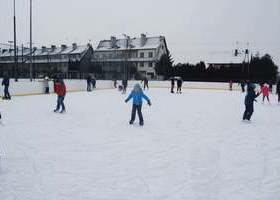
[29,0,33,81]
[13,0,18,81]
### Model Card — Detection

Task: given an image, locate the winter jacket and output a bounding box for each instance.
[261,85,269,96]
[125,91,150,105]
[245,84,259,105]
[54,81,66,96]
[2,77,9,87]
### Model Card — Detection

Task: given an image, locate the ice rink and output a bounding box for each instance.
[0,88,280,200]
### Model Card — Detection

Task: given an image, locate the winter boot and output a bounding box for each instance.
[60,109,66,114]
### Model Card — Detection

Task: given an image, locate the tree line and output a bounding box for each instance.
[155,52,279,83]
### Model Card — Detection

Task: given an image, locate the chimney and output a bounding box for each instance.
[72,43,77,50]
[140,34,147,47]
[125,36,131,48]
[42,46,47,52]
[61,44,67,51]
[51,45,56,52]
[110,36,117,48]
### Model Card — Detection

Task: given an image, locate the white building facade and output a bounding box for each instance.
[92,34,169,80]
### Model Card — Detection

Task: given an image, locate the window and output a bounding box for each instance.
[148,62,153,67]
[140,62,144,67]
[140,52,144,58]
[148,52,153,58]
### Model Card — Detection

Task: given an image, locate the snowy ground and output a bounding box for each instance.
[0,88,280,200]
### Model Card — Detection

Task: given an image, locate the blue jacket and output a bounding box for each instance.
[125,91,150,105]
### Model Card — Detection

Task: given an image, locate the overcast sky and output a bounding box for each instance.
[0,0,280,65]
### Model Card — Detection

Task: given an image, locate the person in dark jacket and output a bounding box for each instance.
[122,79,128,94]
[54,77,67,113]
[2,74,11,100]
[240,81,246,93]
[141,77,149,90]
[276,80,280,103]
[113,79,117,88]
[92,77,96,89]
[177,78,183,94]
[125,83,151,126]
[170,78,175,93]
[242,83,260,121]
[87,75,92,92]
[269,81,273,92]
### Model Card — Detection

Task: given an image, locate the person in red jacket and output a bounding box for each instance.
[261,83,270,103]
[54,77,66,113]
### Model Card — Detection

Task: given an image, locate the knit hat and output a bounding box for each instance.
[133,83,142,92]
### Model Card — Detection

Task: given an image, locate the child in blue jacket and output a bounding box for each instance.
[125,83,151,126]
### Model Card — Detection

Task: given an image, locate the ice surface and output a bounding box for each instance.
[0,88,280,200]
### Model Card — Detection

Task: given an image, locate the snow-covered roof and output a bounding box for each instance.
[96,36,164,51]
[205,50,247,65]
[0,45,89,57]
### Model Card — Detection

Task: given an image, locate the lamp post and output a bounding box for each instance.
[29,0,33,81]
[13,0,18,81]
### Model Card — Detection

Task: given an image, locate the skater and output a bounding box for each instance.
[87,75,92,92]
[2,73,11,100]
[113,79,117,88]
[92,77,96,89]
[276,80,280,103]
[54,76,66,113]
[176,78,183,93]
[229,80,233,91]
[261,84,270,103]
[43,76,50,94]
[122,79,128,94]
[125,83,151,126]
[240,80,245,93]
[170,77,175,93]
[141,77,149,90]
[242,83,261,121]
[269,81,273,92]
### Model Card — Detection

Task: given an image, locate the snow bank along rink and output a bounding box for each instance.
[1,85,280,200]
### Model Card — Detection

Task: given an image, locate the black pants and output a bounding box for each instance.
[122,86,127,94]
[177,85,182,93]
[130,104,143,124]
[87,83,92,91]
[4,86,11,99]
[262,95,269,102]
[171,84,175,93]
[243,104,254,120]
[144,83,149,90]
[278,93,280,102]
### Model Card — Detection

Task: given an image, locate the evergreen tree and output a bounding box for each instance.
[155,51,174,79]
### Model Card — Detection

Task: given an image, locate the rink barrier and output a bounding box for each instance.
[1,79,270,97]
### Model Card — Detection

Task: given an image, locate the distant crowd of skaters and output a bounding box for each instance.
[1,74,280,124]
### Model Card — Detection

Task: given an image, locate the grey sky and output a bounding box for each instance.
[1,0,280,65]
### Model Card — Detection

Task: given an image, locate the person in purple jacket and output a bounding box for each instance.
[125,83,151,126]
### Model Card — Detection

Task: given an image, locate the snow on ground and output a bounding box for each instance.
[0,88,280,200]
